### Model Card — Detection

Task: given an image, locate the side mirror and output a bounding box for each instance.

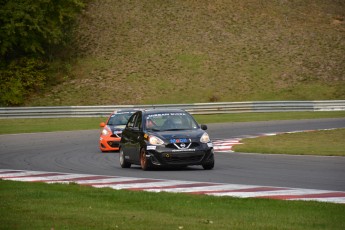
[100,122,106,128]
[201,124,207,130]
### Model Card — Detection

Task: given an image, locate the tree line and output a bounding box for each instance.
[0,0,86,106]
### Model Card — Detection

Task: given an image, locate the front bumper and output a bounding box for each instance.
[145,143,214,166]
[99,136,121,151]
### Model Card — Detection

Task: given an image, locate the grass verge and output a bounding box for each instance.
[1,180,344,230]
[0,111,344,135]
[233,128,345,156]
[25,0,345,106]
[0,117,104,135]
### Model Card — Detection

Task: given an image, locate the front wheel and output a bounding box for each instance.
[140,148,151,171]
[119,149,131,168]
[202,159,214,170]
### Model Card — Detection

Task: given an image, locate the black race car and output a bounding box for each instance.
[119,109,214,170]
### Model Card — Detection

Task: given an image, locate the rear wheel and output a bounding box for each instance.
[140,148,151,171]
[119,149,131,168]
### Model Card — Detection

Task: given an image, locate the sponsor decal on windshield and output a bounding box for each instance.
[147,113,187,118]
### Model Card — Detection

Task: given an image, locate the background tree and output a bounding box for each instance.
[0,0,85,106]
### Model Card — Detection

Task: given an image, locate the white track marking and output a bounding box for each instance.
[1,169,344,204]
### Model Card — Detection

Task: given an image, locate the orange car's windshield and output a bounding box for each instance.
[108,113,133,126]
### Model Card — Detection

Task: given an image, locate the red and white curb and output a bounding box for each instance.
[212,128,338,152]
[1,169,344,204]
[213,139,242,152]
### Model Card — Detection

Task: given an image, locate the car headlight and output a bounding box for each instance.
[149,135,164,145]
[101,127,110,136]
[200,132,210,143]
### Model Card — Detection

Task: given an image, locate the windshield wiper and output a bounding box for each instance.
[150,128,161,131]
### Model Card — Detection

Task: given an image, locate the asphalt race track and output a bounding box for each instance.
[1,118,345,193]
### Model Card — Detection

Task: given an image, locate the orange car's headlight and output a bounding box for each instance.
[101,126,110,136]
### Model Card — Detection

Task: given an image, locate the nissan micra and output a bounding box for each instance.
[119,109,214,170]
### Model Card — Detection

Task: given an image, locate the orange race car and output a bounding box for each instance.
[99,109,136,152]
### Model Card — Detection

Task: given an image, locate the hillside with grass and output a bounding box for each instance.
[26,0,345,106]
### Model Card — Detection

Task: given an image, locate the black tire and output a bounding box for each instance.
[140,148,151,171]
[202,159,214,170]
[119,149,131,168]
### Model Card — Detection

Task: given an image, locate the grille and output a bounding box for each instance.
[107,141,120,148]
[166,142,199,149]
[162,152,204,164]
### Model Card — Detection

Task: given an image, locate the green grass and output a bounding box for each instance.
[193,111,345,124]
[0,117,105,135]
[0,111,344,135]
[24,0,345,106]
[233,128,345,156]
[1,180,344,230]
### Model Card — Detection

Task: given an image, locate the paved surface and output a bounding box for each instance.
[1,118,345,203]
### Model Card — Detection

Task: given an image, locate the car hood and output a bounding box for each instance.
[148,129,205,142]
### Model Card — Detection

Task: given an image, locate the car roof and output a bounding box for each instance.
[112,109,138,114]
[141,109,187,115]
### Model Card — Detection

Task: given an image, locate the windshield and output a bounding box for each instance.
[144,112,199,131]
[107,113,133,127]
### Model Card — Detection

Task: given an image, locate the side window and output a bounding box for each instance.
[126,113,137,128]
[134,113,142,129]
